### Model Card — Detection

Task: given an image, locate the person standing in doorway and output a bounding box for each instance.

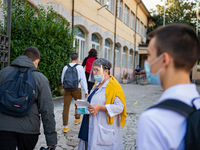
[61,52,88,133]
[82,48,98,94]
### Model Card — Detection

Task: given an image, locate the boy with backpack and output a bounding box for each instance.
[137,24,200,150]
[0,47,57,150]
[61,52,88,133]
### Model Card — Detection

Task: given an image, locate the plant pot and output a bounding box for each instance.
[122,79,128,84]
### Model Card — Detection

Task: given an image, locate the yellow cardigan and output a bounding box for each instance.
[93,75,127,127]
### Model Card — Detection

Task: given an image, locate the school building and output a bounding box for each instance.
[2,0,151,81]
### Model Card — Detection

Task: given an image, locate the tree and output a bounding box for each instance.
[1,0,76,96]
[148,0,197,36]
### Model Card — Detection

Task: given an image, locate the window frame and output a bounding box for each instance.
[124,5,129,25]
[130,12,135,30]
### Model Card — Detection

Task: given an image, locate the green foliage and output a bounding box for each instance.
[148,0,198,38]
[1,0,77,95]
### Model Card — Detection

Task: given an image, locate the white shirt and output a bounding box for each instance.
[78,78,124,150]
[61,63,88,94]
[137,84,200,150]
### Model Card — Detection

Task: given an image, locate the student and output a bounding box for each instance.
[61,52,88,133]
[0,47,57,150]
[137,24,200,150]
[82,48,98,94]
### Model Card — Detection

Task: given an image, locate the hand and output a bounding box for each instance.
[85,94,88,98]
[48,145,55,150]
[88,104,100,115]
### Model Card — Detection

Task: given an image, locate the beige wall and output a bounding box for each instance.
[27,0,150,82]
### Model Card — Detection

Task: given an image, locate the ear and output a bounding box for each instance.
[162,52,171,68]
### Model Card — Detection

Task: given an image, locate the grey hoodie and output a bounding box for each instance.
[0,56,57,146]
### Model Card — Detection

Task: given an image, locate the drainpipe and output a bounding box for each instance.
[133,0,141,74]
[72,0,74,29]
[113,0,118,76]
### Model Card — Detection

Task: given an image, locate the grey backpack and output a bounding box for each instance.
[63,64,79,91]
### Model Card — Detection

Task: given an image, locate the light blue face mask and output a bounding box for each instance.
[94,74,104,83]
[144,54,163,85]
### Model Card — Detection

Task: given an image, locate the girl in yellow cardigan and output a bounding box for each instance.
[78,58,127,150]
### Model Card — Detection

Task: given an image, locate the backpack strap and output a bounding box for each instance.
[67,63,79,68]
[149,99,196,118]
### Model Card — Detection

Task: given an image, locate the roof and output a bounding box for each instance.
[135,0,151,18]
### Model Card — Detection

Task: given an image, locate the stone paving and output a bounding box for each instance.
[35,80,200,150]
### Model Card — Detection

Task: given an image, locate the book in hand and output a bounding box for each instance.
[74,99,91,114]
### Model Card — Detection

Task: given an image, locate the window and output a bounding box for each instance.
[115,45,119,66]
[97,0,103,4]
[129,50,133,68]
[144,26,147,38]
[104,39,111,60]
[140,22,143,36]
[130,12,135,30]
[122,48,127,67]
[75,27,85,61]
[136,18,139,33]
[106,0,114,13]
[117,0,123,20]
[124,5,129,25]
[91,34,100,57]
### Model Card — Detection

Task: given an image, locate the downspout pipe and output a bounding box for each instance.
[133,1,142,73]
[113,0,118,76]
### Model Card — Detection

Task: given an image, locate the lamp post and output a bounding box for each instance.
[163,0,166,26]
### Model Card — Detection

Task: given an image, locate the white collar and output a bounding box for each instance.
[157,84,200,107]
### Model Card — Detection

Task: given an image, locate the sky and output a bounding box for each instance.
[142,0,163,11]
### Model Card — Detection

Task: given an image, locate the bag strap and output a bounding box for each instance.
[67,63,79,68]
[149,99,196,118]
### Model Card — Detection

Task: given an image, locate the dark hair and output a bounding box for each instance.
[148,23,200,72]
[23,46,40,61]
[88,48,97,56]
[71,52,78,61]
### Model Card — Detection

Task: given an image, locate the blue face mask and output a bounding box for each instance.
[94,74,104,83]
[144,55,163,85]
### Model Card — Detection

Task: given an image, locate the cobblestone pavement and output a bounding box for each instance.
[35,80,200,150]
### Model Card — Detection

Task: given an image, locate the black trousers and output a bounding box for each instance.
[0,131,39,150]
[85,72,94,94]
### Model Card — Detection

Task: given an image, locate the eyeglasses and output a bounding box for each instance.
[92,68,101,73]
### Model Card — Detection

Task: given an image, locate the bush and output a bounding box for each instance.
[2,0,76,96]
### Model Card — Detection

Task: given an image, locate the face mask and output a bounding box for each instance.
[144,54,163,85]
[94,74,104,83]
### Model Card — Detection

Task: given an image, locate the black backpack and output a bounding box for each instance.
[0,67,40,117]
[63,64,80,91]
[150,99,200,150]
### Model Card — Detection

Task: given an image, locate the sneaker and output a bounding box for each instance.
[63,127,69,133]
[74,118,81,125]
